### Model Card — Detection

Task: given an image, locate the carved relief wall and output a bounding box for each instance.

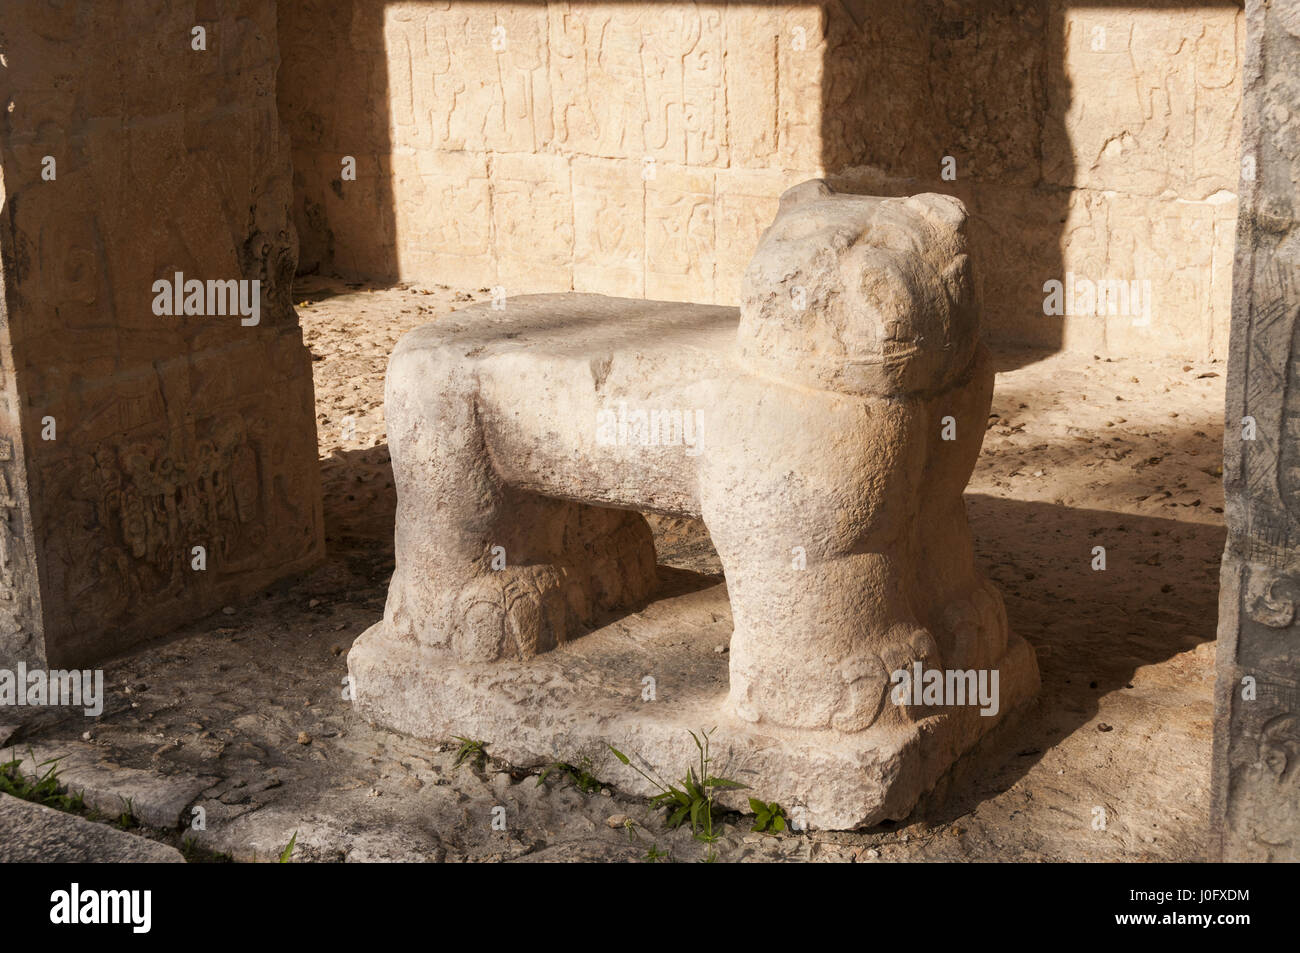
[1213,0,1300,859]
[280,0,1242,359]
[0,2,324,667]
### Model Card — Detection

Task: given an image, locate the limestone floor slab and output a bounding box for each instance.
[0,793,184,863]
[1,741,216,829]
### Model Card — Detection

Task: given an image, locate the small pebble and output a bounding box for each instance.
[714,644,728,654]
[606,814,630,829]
[297,731,312,745]
[221,606,235,615]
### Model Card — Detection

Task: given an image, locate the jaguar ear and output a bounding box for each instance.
[903,192,967,230]
[776,178,834,215]
[903,193,968,257]
[941,253,976,316]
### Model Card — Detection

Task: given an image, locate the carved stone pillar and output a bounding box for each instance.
[0,3,323,667]
[1212,0,1300,862]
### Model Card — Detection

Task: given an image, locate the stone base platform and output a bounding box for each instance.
[349,576,1039,830]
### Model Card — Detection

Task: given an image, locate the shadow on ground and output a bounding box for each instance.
[317,428,1222,848]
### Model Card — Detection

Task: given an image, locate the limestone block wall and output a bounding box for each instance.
[280,1,1242,360]
[0,2,324,666]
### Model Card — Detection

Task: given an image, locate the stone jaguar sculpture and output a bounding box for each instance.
[350,180,1039,828]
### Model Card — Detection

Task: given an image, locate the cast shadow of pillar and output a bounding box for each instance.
[822,0,1243,370]
[278,0,402,282]
[820,0,1070,368]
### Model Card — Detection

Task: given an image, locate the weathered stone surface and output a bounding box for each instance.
[280,0,1240,358]
[1211,0,1300,863]
[0,793,184,863]
[0,2,323,667]
[351,183,1039,828]
[2,742,216,829]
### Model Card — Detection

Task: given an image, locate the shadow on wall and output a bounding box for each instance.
[278,1,1239,366]
[822,0,1071,366]
[823,0,1240,369]
[279,0,401,283]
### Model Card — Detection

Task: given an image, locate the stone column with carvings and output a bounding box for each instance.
[1212,0,1300,862]
[0,3,323,668]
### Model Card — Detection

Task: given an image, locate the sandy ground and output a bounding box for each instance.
[3,277,1227,861]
